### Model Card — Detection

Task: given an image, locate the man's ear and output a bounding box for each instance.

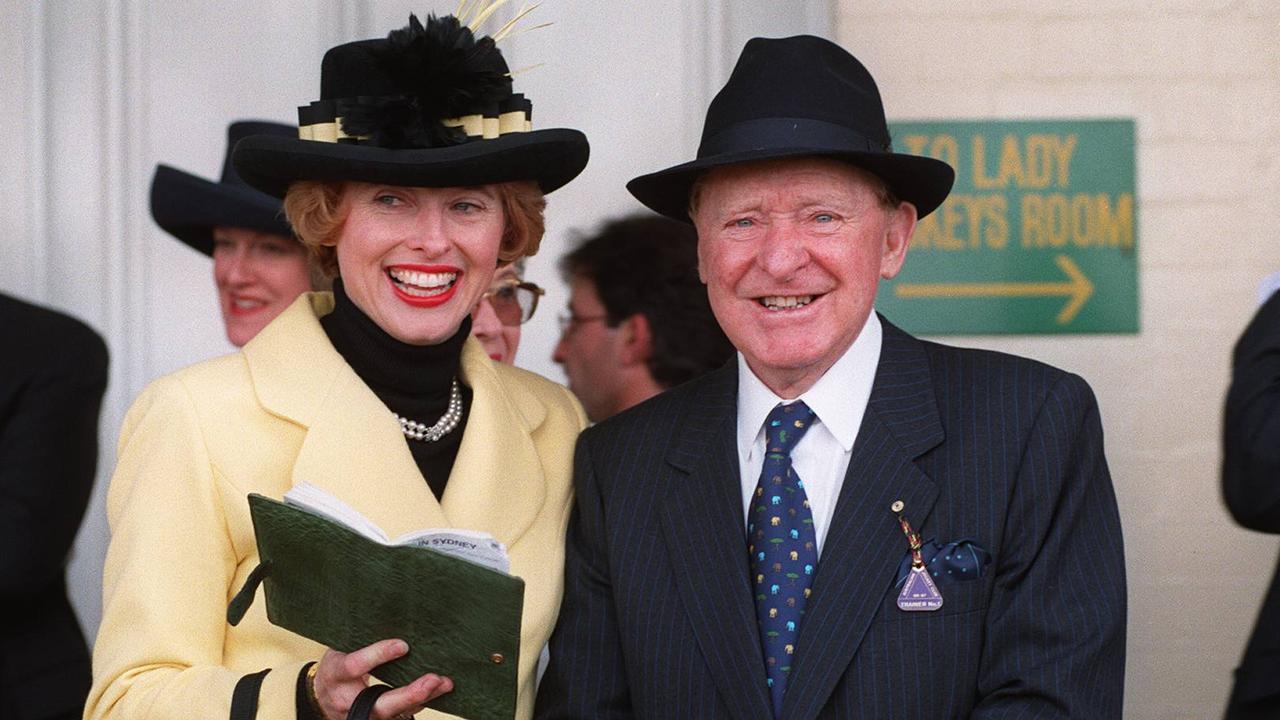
[617,313,654,366]
[880,200,918,280]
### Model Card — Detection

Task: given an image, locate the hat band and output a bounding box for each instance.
[295,96,533,145]
[298,113,532,143]
[698,117,889,158]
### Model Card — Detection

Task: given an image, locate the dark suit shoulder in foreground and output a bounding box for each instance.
[0,293,109,720]
[1222,290,1280,531]
[1222,291,1280,719]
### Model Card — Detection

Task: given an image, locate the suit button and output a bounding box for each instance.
[490,653,505,664]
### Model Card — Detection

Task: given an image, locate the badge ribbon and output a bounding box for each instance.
[896,511,944,612]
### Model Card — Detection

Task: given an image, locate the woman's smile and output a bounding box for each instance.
[387,264,462,307]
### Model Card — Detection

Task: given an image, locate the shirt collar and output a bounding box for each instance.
[736,311,882,454]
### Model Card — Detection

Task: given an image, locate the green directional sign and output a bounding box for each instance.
[877,119,1138,334]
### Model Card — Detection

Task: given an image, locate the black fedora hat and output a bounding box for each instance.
[151,120,296,256]
[233,12,589,199]
[627,35,954,222]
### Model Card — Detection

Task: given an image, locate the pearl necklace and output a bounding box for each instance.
[393,379,464,442]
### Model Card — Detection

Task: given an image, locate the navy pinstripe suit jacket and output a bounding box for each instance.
[535,317,1126,720]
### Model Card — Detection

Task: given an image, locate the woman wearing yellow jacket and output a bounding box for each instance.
[87,9,589,720]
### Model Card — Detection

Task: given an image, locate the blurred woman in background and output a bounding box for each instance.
[150,120,322,347]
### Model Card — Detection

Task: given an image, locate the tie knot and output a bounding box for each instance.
[764,401,816,454]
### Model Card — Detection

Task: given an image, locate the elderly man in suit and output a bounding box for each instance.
[535,35,1126,719]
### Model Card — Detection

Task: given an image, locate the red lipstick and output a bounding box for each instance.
[386,264,462,308]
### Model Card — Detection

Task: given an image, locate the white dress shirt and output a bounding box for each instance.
[736,312,882,557]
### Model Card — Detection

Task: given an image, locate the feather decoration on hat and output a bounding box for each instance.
[341,13,513,149]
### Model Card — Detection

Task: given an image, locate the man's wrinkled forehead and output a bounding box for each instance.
[687,157,894,219]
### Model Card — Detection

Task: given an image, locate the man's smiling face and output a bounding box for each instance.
[691,156,917,397]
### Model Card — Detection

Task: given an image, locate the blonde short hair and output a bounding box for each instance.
[283,180,546,278]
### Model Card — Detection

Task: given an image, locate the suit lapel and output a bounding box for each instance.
[782,318,945,720]
[439,338,545,547]
[660,364,774,720]
[245,293,447,537]
[243,293,543,545]
[291,363,449,536]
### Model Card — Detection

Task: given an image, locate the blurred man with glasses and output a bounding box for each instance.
[552,213,733,422]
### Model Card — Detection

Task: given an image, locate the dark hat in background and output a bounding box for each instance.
[233,11,589,199]
[150,120,296,256]
[627,35,955,222]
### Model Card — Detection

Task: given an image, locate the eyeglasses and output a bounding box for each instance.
[477,278,545,326]
[557,311,611,333]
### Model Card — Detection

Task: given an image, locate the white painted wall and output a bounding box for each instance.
[0,0,831,656]
[837,2,1280,718]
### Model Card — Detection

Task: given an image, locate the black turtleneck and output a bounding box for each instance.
[320,279,472,500]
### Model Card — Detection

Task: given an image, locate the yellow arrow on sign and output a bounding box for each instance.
[893,254,1094,325]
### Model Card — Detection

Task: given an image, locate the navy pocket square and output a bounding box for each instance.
[893,539,991,588]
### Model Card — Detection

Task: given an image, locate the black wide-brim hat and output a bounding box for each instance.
[233,13,589,199]
[151,120,296,256]
[628,35,954,222]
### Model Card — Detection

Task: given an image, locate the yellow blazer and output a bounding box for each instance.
[87,293,586,720]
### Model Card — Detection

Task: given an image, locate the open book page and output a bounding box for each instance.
[284,482,388,542]
[393,529,510,574]
[283,482,510,574]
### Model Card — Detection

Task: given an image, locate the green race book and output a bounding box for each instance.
[228,492,524,720]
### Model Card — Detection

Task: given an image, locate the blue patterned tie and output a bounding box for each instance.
[748,401,818,718]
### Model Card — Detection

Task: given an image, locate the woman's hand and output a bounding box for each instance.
[312,639,454,720]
